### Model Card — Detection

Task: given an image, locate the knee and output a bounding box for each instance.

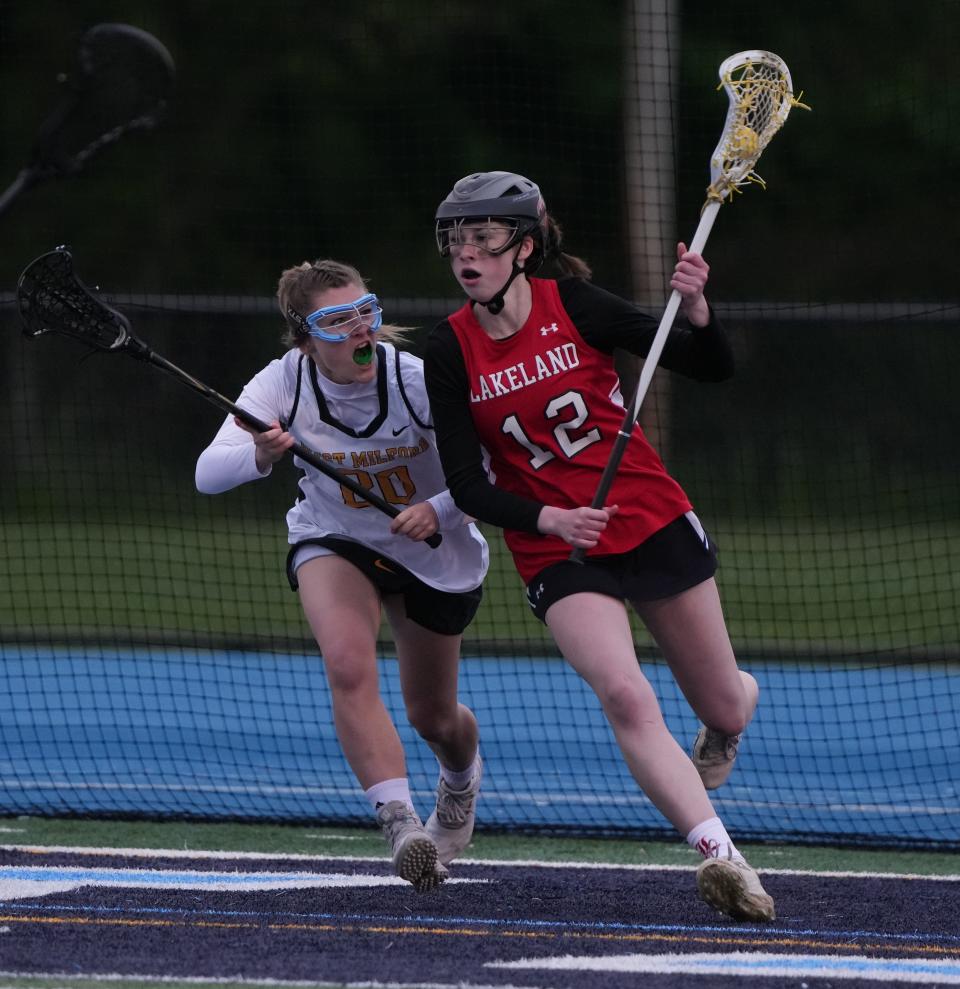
[596,673,659,731]
[742,670,759,710]
[710,710,749,737]
[699,670,759,736]
[709,685,757,736]
[406,700,458,746]
[323,649,375,699]
[702,693,750,736]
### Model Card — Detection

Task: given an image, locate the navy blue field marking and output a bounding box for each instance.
[0,855,957,987]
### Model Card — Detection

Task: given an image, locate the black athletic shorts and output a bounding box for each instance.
[525,512,718,624]
[285,536,482,636]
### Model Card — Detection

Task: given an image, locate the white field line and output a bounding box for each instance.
[1,844,957,882]
[488,951,960,983]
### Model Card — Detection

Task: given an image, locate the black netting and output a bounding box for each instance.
[0,0,957,847]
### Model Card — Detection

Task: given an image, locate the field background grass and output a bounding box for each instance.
[3,517,957,654]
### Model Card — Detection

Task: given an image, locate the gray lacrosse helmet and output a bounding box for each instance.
[435,171,546,258]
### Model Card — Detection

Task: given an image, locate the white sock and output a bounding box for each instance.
[364,777,413,812]
[686,816,743,861]
[439,753,480,791]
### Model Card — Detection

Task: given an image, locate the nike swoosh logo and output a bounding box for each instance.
[373,559,396,574]
[392,425,409,436]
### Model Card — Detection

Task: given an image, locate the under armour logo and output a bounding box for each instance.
[526,583,545,610]
[696,837,720,858]
[539,323,559,336]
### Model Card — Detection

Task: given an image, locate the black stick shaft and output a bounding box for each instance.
[0,168,36,221]
[568,418,633,565]
[567,203,722,564]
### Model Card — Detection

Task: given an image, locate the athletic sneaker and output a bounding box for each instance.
[425,756,483,865]
[696,854,776,922]
[692,726,741,789]
[376,800,445,893]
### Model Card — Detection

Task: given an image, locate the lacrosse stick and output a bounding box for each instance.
[571,49,807,562]
[0,23,174,220]
[17,247,442,548]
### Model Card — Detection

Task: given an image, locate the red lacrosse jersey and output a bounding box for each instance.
[447,277,692,582]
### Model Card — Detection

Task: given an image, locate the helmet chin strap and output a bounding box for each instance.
[478,262,523,315]
[478,255,526,316]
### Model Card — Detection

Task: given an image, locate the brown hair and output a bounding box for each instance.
[536,214,592,280]
[277,258,408,349]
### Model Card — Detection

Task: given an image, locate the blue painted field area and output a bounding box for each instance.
[0,644,957,846]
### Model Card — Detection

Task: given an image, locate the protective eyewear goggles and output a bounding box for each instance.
[289,293,384,342]
[435,217,521,258]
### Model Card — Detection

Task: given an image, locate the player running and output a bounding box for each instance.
[423,171,774,921]
[196,258,487,893]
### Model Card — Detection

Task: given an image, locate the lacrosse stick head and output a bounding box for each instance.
[17,246,146,357]
[706,50,803,204]
[29,23,175,180]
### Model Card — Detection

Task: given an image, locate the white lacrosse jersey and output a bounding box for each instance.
[195,343,489,593]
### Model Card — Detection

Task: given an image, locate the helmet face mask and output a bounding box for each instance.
[435,216,525,258]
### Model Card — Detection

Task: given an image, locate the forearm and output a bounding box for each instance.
[445,469,544,535]
[659,305,734,380]
[195,430,268,494]
[426,490,475,531]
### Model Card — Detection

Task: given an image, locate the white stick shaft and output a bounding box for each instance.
[627,199,722,421]
[568,199,724,562]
